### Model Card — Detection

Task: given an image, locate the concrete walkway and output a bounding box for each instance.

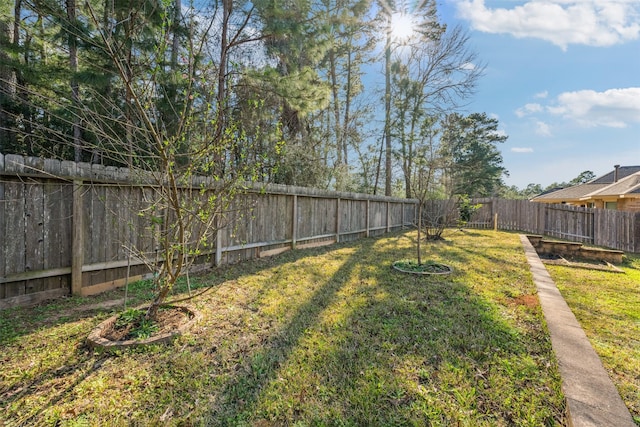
[520,235,635,427]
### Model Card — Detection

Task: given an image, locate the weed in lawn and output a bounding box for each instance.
[113,308,159,340]
[393,259,452,274]
[116,308,144,327]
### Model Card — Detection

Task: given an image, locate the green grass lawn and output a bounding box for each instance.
[546,256,640,425]
[0,230,566,426]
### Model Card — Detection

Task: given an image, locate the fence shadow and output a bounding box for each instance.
[0,236,390,344]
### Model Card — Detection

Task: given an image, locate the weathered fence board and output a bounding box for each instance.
[0,154,416,308]
[5,181,26,298]
[594,208,638,253]
[0,179,4,299]
[470,198,639,253]
[369,201,387,231]
[389,202,404,229]
[545,204,594,243]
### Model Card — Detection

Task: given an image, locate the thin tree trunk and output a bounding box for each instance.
[384,30,392,196]
[373,135,384,195]
[342,45,353,166]
[212,0,231,174]
[171,0,181,68]
[329,46,343,189]
[67,0,82,162]
[417,202,422,265]
[0,16,15,147]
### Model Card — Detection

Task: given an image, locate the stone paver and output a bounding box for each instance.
[520,235,635,427]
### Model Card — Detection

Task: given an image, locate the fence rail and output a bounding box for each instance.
[0,154,416,308]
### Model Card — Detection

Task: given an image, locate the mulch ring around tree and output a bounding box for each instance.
[87,305,200,352]
[392,260,453,275]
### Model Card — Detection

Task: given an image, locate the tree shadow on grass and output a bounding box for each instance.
[0,230,565,425]
[284,250,559,424]
[1,233,416,422]
[317,277,548,424]
[0,236,395,425]
[197,231,565,425]
[203,238,376,424]
[1,355,109,425]
[0,234,384,344]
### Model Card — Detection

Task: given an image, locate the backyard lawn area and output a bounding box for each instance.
[546,256,640,425]
[1,230,567,425]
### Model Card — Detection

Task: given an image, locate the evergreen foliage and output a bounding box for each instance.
[0,0,508,196]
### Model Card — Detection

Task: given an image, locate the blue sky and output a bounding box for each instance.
[433,0,640,188]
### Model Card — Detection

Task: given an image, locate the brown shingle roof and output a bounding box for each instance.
[584,172,640,198]
[592,166,640,184]
[531,183,609,202]
[531,167,640,203]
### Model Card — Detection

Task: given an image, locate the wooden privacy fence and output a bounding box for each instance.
[0,153,417,308]
[468,198,640,253]
[3,152,639,309]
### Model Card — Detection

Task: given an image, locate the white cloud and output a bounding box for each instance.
[511,147,534,153]
[534,91,548,99]
[515,103,543,118]
[455,0,640,50]
[535,121,552,136]
[514,87,640,128]
[547,87,640,127]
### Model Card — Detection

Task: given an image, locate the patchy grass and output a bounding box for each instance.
[0,230,566,426]
[546,255,640,425]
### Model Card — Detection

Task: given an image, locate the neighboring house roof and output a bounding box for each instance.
[591,166,640,184]
[582,172,640,199]
[530,166,640,204]
[531,184,608,203]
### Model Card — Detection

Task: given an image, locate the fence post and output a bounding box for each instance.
[490,199,496,226]
[590,208,595,245]
[335,198,341,243]
[386,201,390,233]
[215,228,222,266]
[537,203,544,235]
[71,180,84,295]
[291,194,298,249]
[592,208,600,247]
[366,199,370,237]
[635,212,640,253]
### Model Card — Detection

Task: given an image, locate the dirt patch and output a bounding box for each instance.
[511,294,539,308]
[47,298,124,322]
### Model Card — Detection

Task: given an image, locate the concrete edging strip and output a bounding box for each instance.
[520,235,635,427]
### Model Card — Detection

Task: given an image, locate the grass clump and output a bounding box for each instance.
[393,259,452,273]
[546,255,640,425]
[0,229,566,425]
